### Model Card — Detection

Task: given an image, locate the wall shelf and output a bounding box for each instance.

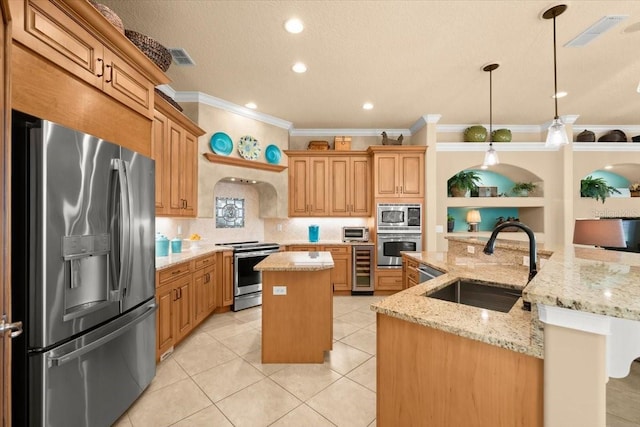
[203,153,287,172]
[446,197,545,208]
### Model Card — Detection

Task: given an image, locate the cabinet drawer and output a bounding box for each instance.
[407,268,419,284]
[324,245,349,254]
[288,245,318,252]
[194,254,216,270]
[376,270,403,291]
[158,262,191,285]
[406,258,419,269]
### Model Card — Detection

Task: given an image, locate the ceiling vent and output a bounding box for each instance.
[168,48,196,66]
[565,15,628,47]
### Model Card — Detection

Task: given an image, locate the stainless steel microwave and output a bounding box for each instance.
[377,203,422,233]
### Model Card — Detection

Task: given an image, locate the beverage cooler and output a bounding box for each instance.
[352,245,375,294]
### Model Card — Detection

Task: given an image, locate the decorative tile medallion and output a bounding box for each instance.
[215,197,245,228]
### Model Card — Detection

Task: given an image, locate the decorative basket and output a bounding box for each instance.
[154,88,183,112]
[308,140,330,150]
[88,1,125,34]
[631,191,640,198]
[125,29,172,72]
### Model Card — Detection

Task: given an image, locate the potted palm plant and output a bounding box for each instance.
[580,176,621,203]
[447,171,481,197]
[512,182,537,197]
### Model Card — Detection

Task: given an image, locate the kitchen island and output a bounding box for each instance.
[373,239,640,427]
[255,251,334,363]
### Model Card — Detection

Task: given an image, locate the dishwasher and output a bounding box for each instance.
[417,264,445,282]
[352,245,375,294]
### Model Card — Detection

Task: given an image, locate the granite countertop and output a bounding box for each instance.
[282,240,374,246]
[446,235,554,257]
[156,244,232,270]
[254,251,335,271]
[371,251,541,357]
[524,246,640,321]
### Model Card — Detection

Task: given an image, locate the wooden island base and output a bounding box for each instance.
[261,263,333,363]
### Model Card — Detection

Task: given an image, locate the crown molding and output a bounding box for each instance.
[437,124,543,133]
[436,142,558,152]
[573,125,640,133]
[410,114,442,134]
[156,84,176,98]
[174,91,293,130]
[289,128,410,137]
[573,143,640,152]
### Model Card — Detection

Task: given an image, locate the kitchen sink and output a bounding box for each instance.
[426,280,522,313]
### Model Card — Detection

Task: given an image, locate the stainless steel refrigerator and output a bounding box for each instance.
[11,111,157,426]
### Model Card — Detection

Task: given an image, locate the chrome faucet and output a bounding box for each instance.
[483,221,538,283]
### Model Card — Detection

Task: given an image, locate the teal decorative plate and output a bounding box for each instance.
[210,132,233,155]
[238,135,260,160]
[265,144,282,164]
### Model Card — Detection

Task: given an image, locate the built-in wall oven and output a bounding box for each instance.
[377,203,422,267]
[216,241,280,311]
[377,233,422,267]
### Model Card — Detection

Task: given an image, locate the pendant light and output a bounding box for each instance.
[543,4,569,147]
[482,63,499,166]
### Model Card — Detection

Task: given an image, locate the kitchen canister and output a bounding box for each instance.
[171,237,182,253]
[308,225,319,243]
[156,233,169,257]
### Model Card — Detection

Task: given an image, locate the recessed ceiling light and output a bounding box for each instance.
[251,180,257,184]
[362,102,374,110]
[552,91,568,98]
[292,62,307,73]
[604,165,613,170]
[284,18,304,34]
[480,165,489,170]
[245,102,257,109]
[230,178,236,181]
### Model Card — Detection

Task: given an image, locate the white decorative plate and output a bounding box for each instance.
[238,135,261,160]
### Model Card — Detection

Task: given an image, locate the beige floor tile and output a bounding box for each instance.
[171,404,233,427]
[191,358,265,402]
[232,307,262,322]
[172,331,218,356]
[270,403,336,427]
[333,318,361,340]
[339,329,377,355]
[206,320,256,340]
[127,378,211,427]
[270,364,342,401]
[242,349,290,376]
[145,358,188,394]
[607,386,640,423]
[172,340,239,376]
[607,413,640,427]
[608,361,640,395]
[307,377,376,427]
[336,311,376,328]
[244,318,262,330]
[365,322,377,333]
[216,378,301,427]
[324,341,372,375]
[346,356,377,392]
[368,419,377,427]
[217,328,261,355]
[112,412,132,427]
[198,313,238,332]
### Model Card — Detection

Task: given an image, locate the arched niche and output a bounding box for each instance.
[448,163,544,197]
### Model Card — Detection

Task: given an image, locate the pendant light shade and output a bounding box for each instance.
[482,63,500,167]
[543,4,569,148]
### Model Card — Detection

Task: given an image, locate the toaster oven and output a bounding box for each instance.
[342,227,370,242]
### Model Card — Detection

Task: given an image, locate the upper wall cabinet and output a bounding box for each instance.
[153,93,205,217]
[329,155,371,216]
[11,0,168,119]
[368,146,426,199]
[287,154,329,217]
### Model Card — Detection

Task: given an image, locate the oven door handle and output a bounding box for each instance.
[234,249,279,258]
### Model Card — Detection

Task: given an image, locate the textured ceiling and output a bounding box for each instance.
[99,1,640,130]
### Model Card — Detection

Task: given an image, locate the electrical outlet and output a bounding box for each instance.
[467,245,475,254]
[273,286,287,295]
[435,225,444,233]
[523,256,530,267]
[177,225,182,235]
[276,223,283,232]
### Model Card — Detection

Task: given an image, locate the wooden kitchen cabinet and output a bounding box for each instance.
[218,250,234,307]
[287,155,329,217]
[153,93,205,217]
[192,255,217,326]
[324,245,352,292]
[155,261,193,360]
[375,269,403,291]
[329,156,371,216]
[11,0,165,119]
[368,146,426,199]
[403,256,419,288]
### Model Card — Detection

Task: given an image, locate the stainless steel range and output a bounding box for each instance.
[216,241,280,311]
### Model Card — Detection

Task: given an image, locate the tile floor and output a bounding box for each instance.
[113,295,640,427]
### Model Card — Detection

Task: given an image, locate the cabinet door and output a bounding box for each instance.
[308,157,329,216]
[373,154,399,198]
[399,153,424,197]
[193,268,208,325]
[289,157,309,216]
[175,275,194,341]
[182,131,198,217]
[13,0,103,89]
[325,246,351,291]
[375,269,403,291]
[102,47,153,118]
[206,265,217,314]
[156,282,175,360]
[152,110,169,215]
[168,121,184,215]
[329,157,349,216]
[350,156,371,216]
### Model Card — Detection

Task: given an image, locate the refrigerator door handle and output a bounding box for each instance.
[112,159,134,303]
[47,302,156,367]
